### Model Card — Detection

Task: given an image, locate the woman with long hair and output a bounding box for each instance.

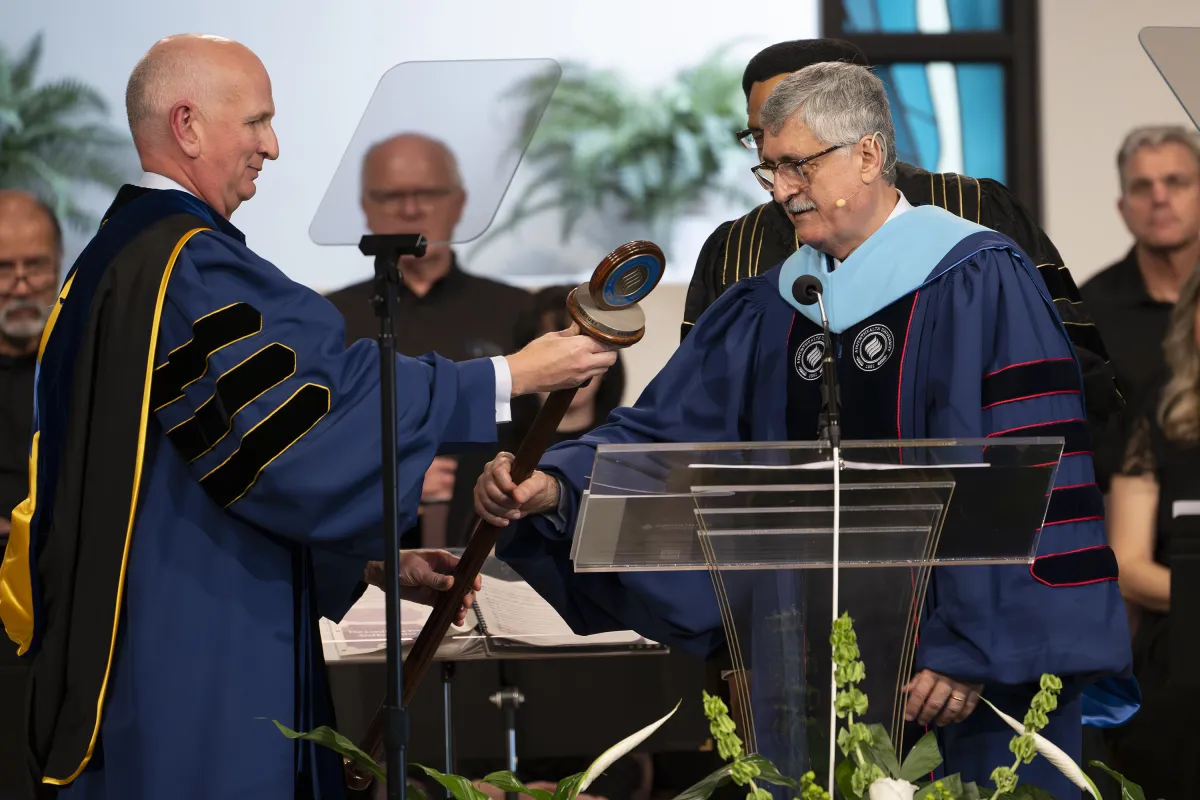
[1105,263,1200,797]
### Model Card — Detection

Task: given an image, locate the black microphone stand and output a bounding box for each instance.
[791,276,841,449]
[359,232,427,800]
[813,292,841,451]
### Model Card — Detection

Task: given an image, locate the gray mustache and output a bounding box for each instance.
[0,298,52,339]
[785,196,817,213]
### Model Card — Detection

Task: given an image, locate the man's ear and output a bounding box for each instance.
[859,133,885,183]
[170,101,202,159]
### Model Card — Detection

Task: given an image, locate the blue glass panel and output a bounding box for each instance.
[956,63,1006,182]
[842,0,887,33]
[947,0,1003,31]
[883,64,940,170]
[874,62,1007,185]
[841,0,1003,32]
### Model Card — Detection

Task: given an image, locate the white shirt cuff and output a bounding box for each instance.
[491,356,512,423]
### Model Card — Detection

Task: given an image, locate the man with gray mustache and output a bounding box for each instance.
[0,188,60,800]
[0,190,60,537]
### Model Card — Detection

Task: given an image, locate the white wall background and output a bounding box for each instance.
[6,1,1200,402]
[1,0,821,401]
[1040,0,1200,283]
[0,0,817,290]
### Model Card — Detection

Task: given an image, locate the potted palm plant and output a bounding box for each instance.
[474,46,760,258]
[0,32,132,232]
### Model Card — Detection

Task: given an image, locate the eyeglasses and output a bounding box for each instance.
[364,187,458,210]
[0,260,58,294]
[734,128,762,150]
[751,144,846,191]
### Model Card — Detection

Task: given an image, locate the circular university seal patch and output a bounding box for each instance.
[852,324,895,372]
[794,333,826,381]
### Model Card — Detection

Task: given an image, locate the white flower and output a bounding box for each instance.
[980,697,1101,799]
[577,701,679,794]
[868,777,918,800]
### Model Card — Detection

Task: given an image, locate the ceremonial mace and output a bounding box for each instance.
[346,239,666,792]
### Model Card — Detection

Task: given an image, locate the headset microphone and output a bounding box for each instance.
[834,183,870,208]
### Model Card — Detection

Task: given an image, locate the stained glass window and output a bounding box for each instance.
[841,0,1003,34]
[823,0,1039,220]
[875,62,1007,183]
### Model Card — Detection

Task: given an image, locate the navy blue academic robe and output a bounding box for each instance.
[0,186,500,799]
[497,205,1136,798]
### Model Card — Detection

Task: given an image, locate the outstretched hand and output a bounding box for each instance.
[505,322,618,396]
[903,669,982,726]
[364,550,482,627]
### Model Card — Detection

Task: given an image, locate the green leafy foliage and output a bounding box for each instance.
[480,46,757,249]
[0,32,132,232]
[479,771,554,800]
[835,757,859,800]
[271,613,1151,800]
[269,720,385,785]
[414,765,491,800]
[866,723,902,778]
[551,772,586,800]
[899,731,944,783]
[746,755,800,791]
[915,775,963,799]
[1087,761,1147,800]
[670,754,798,800]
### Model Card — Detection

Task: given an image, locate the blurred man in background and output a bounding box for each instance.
[326,133,538,547]
[0,189,62,799]
[1082,125,1200,490]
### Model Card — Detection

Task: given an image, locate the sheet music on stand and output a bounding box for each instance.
[320,555,664,663]
[473,573,662,657]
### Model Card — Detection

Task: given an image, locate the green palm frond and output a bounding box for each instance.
[0,32,132,232]
[481,46,757,249]
[11,33,44,94]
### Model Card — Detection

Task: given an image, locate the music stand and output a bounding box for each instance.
[320,552,666,798]
[309,57,561,800]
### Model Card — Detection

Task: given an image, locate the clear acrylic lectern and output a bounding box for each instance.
[569,437,1063,797]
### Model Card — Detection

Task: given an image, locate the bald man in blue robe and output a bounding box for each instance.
[0,34,616,800]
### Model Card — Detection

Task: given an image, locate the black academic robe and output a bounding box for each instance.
[680,163,1124,437]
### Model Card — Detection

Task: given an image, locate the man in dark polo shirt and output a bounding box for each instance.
[1081,125,1200,489]
[0,189,62,800]
[325,133,537,547]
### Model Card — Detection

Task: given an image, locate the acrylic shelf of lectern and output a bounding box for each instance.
[567,437,1063,774]
[569,438,1062,573]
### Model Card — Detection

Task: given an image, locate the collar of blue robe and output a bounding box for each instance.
[778,204,990,333]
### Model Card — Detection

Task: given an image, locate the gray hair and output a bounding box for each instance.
[760,61,897,183]
[1117,125,1200,189]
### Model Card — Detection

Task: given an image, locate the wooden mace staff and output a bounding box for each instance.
[346,240,667,790]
